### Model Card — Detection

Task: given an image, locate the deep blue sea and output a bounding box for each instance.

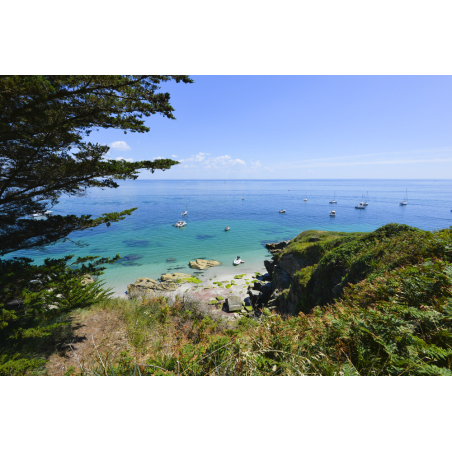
[7,180,452,294]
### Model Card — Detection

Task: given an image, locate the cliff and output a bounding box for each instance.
[261,224,429,315]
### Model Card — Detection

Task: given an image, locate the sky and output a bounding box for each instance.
[91,76,452,179]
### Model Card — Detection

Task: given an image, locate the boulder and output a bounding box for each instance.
[226,296,243,312]
[189,259,221,270]
[127,277,178,299]
[160,272,193,282]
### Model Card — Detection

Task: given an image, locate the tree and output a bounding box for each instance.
[0,75,193,255]
[0,76,193,373]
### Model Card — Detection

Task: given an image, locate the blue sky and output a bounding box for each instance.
[92,76,452,179]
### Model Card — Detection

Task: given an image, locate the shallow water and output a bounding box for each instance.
[6,179,452,294]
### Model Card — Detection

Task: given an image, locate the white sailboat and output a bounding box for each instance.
[329,191,337,204]
[355,195,366,209]
[304,191,307,202]
[181,196,187,215]
[362,191,369,206]
[400,189,408,206]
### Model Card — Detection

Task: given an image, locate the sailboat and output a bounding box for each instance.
[329,191,337,204]
[181,196,188,215]
[362,191,369,206]
[355,195,366,209]
[304,191,307,202]
[400,189,408,206]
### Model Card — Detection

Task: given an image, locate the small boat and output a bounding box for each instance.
[225,226,230,231]
[174,220,187,228]
[279,209,286,213]
[181,196,187,215]
[400,189,408,206]
[329,210,336,216]
[362,191,369,206]
[329,191,337,204]
[304,191,307,202]
[355,201,366,209]
[233,256,243,266]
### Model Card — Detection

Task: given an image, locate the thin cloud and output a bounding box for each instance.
[115,156,134,162]
[179,153,244,168]
[110,141,131,151]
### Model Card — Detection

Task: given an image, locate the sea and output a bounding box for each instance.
[6,179,452,295]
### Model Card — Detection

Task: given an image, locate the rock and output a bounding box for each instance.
[248,290,263,303]
[189,259,221,270]
[272,266,292,291]
[253,280,272,292]
[166,258,177,262]
[127,277,178,298]
[266,240,290,251]
[245,306,253,312]
[226,296,243,312]
[262,273,272,281]
[160,272,193,282]
[264,259,275,274]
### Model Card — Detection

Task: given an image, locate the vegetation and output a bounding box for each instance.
[176,277,202,284]
[2,222,452,376]
[0,75,193,371]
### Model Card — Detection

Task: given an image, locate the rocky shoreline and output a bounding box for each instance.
[125,242,296,319]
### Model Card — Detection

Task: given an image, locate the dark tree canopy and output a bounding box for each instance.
[0,75,193,254]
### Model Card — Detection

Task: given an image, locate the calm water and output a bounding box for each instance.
[7,180,452,293]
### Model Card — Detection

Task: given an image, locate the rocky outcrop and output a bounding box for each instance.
[277,254,313,277]
[272,266,292,291]
[127,277,179,299]
[265,240,290,254]
[189,259,221,270]
[264,259,275,274]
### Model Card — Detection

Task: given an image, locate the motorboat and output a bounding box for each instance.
[279,209,286,213]
[355,202,366,209]
[225,226,230,231]
[174,220,187,228]
[233,256,244,265]
[329,210,336,216]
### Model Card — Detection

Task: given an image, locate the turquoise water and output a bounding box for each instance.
[6,179,452,294]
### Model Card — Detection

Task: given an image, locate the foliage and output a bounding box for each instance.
[0,255,115,375]
[0,75,193,255]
